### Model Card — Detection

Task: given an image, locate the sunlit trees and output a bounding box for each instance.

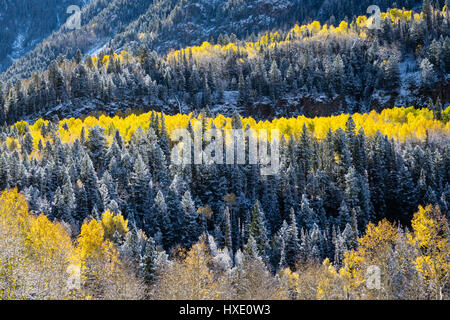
[150,239,230,299]
[340,219,399,299]
[0,185,449,300]
[0,189,73,299]
[232,236,285,300]
[408,205,450,299]
[0,189,143,300]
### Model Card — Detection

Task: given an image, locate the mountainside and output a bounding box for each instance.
[0,1,450,302]
[0,0,91,73]
[0,5,448,125]
[0,0,425,83]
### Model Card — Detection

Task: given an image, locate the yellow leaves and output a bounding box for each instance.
[100,210,129,242]
[278,261,346,300]
[316,259,342,300]
[308,21,321,35]
[414,255,434,275]
[408,205,437,249]
[0,189,143,299]
[347,222,395,286]
[336,21,349,34]
[337,206,449,299]
[12,105,450,154]
[357,16,368,27]
[77,219,106,261]
[76,210,129,278]
[0,189,77,299]
[6,137,19,151]
[101,55,110,67]
[15,121,29,135]
[153,240,226,299]
[0,188,30,233]
[357,220,399,255]
[407,205,450,291]
[164,7,439,71]
[26,214,73,264]
[278,268,300,291]
[340,220,398,297]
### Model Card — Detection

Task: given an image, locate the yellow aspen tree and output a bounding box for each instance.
[100,210,129,242]
[407,205,450,300]
[341,220,398,299]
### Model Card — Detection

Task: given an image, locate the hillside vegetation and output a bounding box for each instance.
[1,188,448,299]
[1,4,449,124]
[0,105,448,300]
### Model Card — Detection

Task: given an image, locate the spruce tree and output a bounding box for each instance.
[248,201,269,261]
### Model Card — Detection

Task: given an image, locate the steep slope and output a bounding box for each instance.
[1,6,448,124]
[110,0,424,54]
[0,0,90,73]
[0,0,424,83]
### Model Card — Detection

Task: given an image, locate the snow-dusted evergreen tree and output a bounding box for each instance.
[181,190,199,247]
[248,200,269,261]
[298,194,317,230]
[153,190,170,247]
[129,154,151,229]
[142,236,158,284]
[285,208,300,269]
[224,206,233,252]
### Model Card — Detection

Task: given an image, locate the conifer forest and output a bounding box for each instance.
[0,0,449,301]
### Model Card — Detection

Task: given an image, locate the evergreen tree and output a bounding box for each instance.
[248,201,269,261]
[142,236,158,284]
[285,208,300,269]
[181,190,199,247]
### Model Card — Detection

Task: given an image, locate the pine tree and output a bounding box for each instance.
[52,177,75,225]
[248,201,269,261]
[285,208,300,269]
[181,190,199,247]
[383,56,401,92]
[338,199,351,228]
[153,190,170,247]
[142,236,158,284]
[129,154,151,228]
[269,60,282,100]
[345,166,361,211]
[224,206,233,251]
[299,194,317,230]
[80,154,102,214]
[165,176,184,246]
[87,126,107,173]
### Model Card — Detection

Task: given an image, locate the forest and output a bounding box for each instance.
[0,0,449,301]
[0,105,449,299]
[1,4,449,124]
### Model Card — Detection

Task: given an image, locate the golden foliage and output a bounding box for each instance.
[0,189,143,300]
[100,210,129,242]
[8,106,450,156]
[407,205,450,299]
